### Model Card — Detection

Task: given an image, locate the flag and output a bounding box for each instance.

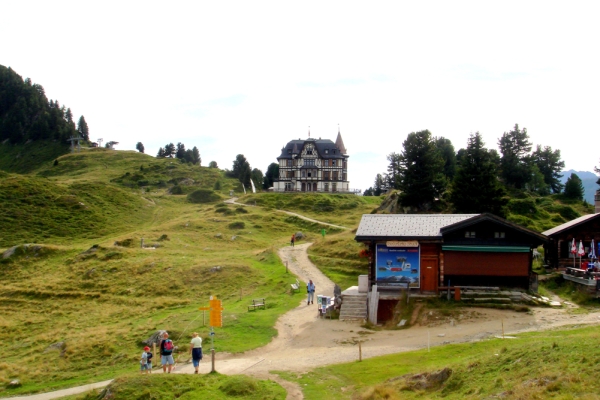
[578,240,586,257]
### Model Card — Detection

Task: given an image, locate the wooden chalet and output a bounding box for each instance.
[542,213,600,269]
[355,213,548,293]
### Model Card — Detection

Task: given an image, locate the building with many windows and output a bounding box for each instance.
[273,130,349,192]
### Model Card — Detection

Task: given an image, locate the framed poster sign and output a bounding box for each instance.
[375,243,420,288]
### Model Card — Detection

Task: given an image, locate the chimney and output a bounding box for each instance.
[596,190,600,214]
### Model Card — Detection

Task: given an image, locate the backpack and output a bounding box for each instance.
[163,339,174,354]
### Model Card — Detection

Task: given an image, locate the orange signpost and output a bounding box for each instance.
[198,296,223,328]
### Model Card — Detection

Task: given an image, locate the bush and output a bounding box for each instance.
[187,189,220,204]
[228,221,245,229]
[170,185,183,195]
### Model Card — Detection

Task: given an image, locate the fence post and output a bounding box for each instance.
[211,349,216,372]
[359,342,362,361]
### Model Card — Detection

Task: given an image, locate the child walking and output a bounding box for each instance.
[140,346,152,374]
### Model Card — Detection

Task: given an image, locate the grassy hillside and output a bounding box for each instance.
[0,140,69,173]
[0,149,377,396]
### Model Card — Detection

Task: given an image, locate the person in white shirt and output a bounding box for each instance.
[189,332,203,374]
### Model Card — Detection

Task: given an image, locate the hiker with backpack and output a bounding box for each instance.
[159,332,175,373]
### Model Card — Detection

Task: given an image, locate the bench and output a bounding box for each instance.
[291,279,300,293]
[248,298,266,311]
[566,267,586,277]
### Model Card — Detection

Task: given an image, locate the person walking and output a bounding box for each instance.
[189,332,203,374]
[291,234,295,247]
[307,279,315,305]
[159,332,175,373]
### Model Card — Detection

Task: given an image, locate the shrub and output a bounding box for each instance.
[228,221,245,229]
[187,189,220,204]
[170,185,183,195]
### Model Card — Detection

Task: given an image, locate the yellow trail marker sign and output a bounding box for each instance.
[198,295,223,327]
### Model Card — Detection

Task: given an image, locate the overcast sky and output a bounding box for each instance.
[2,1,600,192]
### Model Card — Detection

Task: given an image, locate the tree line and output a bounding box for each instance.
[227,154,279,190]
[0,65,89,144]
[150,142,202,165]
[365,125,587,216]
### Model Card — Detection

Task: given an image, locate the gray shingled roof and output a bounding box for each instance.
[542,214,600,236]
[355,214,478,239]
[278,138,347,159]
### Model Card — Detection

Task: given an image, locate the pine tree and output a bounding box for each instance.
[398,130,446,211]
[498,124,533,189]
[209,161,218,168]
[163,143,175,158]
[157,147,165,157]
[435,136,457,180]
[191,146,201,165]
[531,144,565,193]
[564,173,584,200]
[77,116,89,140]
[175,142,186,159]
[450,132,507,216]
[136,142,145,153]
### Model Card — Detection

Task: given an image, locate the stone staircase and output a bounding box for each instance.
[339,293,368,321]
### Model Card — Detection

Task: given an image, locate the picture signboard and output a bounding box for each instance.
[375,243,420,288]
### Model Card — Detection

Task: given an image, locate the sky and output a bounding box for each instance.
[2,1,600,192]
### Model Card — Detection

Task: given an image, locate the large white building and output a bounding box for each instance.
[273,130,350,193]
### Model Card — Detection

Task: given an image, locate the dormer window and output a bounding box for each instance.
[325,149,329,154]
[465,231,476,238]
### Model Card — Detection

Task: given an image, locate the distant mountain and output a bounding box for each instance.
[559,170,598,204]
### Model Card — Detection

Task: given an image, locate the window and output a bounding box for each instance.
[494,232,506,239]
[323,171,330,180]
[332,160,336,166]
[308,170,312,178]
[301,170,306,178]
[332,183,337,192]
[343,173,347,181]
[325,149,329,154]
[324,183,329,192]
[285,182,293,191]
[465,231,476,238]
[305,159,315,166]
[343,161,347,169]
[333,171,338,180]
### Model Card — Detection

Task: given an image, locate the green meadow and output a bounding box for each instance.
[0,146,377,396]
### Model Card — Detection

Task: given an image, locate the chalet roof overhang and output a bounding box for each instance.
[542,214,600,237]
[441,213,548,245]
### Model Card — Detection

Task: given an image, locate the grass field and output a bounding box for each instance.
[275,325,600,399]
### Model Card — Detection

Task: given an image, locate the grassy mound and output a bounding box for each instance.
[0,140,69,174]
[0,174,152,247]
[74,373,285,399]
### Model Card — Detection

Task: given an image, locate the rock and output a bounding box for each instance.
[437,334,445,337]
[231,236,237,241]
[392,368,452,390]
[215,233,222,238]
[143,330,168,346]
[294,231,304,240]
[210,266,222,272]
[397,319,407,327]
[7,379,21,388]
[2,246,18,259]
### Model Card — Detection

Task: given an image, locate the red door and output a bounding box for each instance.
[421,259,438,292]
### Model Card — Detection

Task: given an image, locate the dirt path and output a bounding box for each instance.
[225,197,348,230]
[9,241,600,399]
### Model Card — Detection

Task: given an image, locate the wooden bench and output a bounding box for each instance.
[248,298,266,311]
[291,279,300,293]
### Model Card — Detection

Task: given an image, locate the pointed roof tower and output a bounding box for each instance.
[335,124,347,155]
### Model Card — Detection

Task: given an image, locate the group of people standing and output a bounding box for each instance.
[139,331,204,374]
